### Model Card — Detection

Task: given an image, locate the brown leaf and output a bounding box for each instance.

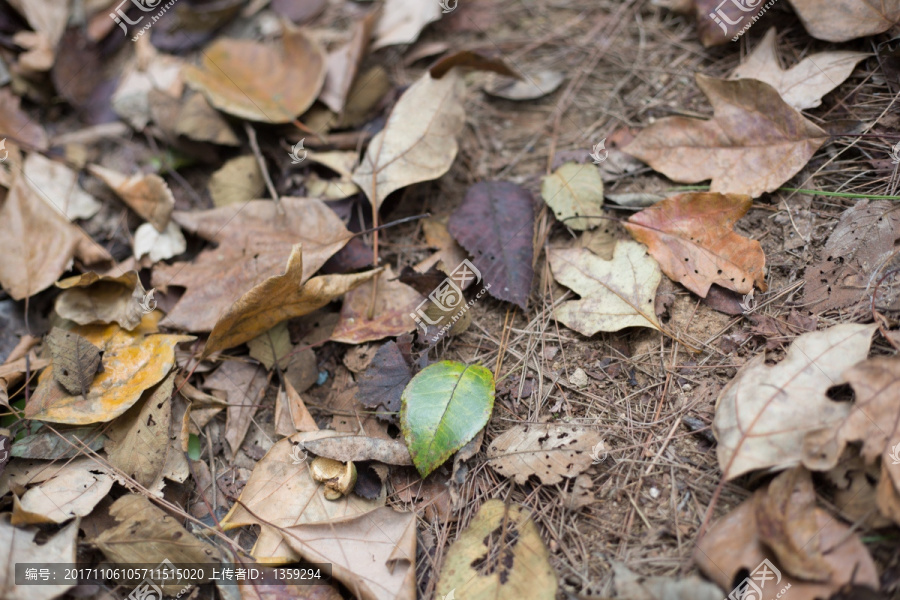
[448,181,535,310]
[320,10,380,113]
[88,165,175,232]
[613,562,723,600]
[695,468,879,599]
[486,424,602,485]
[208,155,264,207]
[331,267,423,344]
[801,200,900,313]
[428,49,518,80]
[0,88,48,151]
[54,271,147,330]
[731,27,868,110]
[303,435,412,465]
[356,341,411,416]
[390,467,451,521]
[184,30,326,123]
[625,192,767,297]
[45,328,103,397]
[23,153,100,221]
[714,324,876,480]
[202,245,380,357]
[0,515,78,600]
[174,92,240,146]
[247,322,293,370]
[11,460,113,525]
[624,75,827,198]
[152,198,351,332]
[204,361,268,459]
[788,0,900,42]
[275,379,319,437]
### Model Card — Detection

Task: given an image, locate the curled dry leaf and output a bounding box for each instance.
[695,468,879,599]
[428,49,518,80]
[184,30,326,123]
[0,515,78,600]
[448,181,535,310]
[788,0,900,42]
[486,424,602,485]
[372,0,441,49]
[331,267,423,345]
[731,28,868,110]
[11,460,113,525]
[540,162,604,231]
[548,242,661,336]
[303,435,413,465]
[484,69,564,100]
[45,328,103,397]
[625,192,767,297]
[624,74,827,198]
[352,69,465,211]
[275,379,318,437]
[202,245,380,357]
[714,323,877,480]
[27,316,193,425]
[320,10,379,113]
[88,165,175,232]
[133,221,187,264]
[54,270,147,330]
[153,198,351,332]
[436,500,557,600]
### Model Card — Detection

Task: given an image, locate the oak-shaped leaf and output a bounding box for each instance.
[731,27,867,110]
[625,192,767,297]
[713,323,876,480]
[624,74,827,198]
[548,242,661,336]
[400,361,494,477]
[448,181,534,310]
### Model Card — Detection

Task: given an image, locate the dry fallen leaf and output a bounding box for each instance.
[624,74,828,197]
[714,323,877,480]
[788,0,900,42]
[11,459,113,525]
[303,435,413,465]
[484,69,565,100]
[695,468,879,599]
[331,267,424,344]
[45,328,103,397]
[153,198,351,332]
[625,192,767,297]
[0,515,78,600]
[541,162,604,231]
[731,27,868,110]
[184,30,326,123]
[282,507,417,600]
[204,361,268,460]
[356,341,412,417]
[486,424,602,485]
[0,87,48,151]
[436,500,557,600]
[54,271,147,330]
[613,562,723,600]
[274,379,319,437]
[352,69,465,211]
[548,241,662,336]
[321,10,380,113]
[88,165,175,232]
[372,0,442,49]
[208,155,265,207]
[23,152,101,221]
[202,244,380,357]
[174,92,240,146]
[133,221,187,264]
[111,40,183,130]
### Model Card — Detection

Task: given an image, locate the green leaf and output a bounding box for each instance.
[188,433,202,461]
[400,360,494,477]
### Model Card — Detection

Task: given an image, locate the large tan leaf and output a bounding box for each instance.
[0,515,78,600]
[713,323,876,480]
[695,468,879,599]
[184,31,326,123]
[352,69,465,211]
[548,241,661,336]
[88,165,175,232]
[94,494,222,595]
[624,75,827,198]
[372,0,442,49]
[436,500,557,600]
[152,198,351,332]
[282,508,417,600]
[202,244,380,357]
[11,460,113,525]
[788,0,900,42]
[26,317,193,425]
[486,424,602,485]
[222,431,384,563]
[731,28,867,110]
[540,163,604,231]
[54,271,147,330]
[624,192,767,297]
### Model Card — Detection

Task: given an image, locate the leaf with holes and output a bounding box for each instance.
[45,328,103,397]
[447,181,534,310]
[400,361,495,478]
[486,424,602,485]
[625,192,767,297]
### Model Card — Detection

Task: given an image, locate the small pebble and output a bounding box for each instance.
[569,367,589,388]
[649,487,660,499]
[316,370,328,386]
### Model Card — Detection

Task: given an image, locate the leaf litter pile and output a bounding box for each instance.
[3,0,900,599]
